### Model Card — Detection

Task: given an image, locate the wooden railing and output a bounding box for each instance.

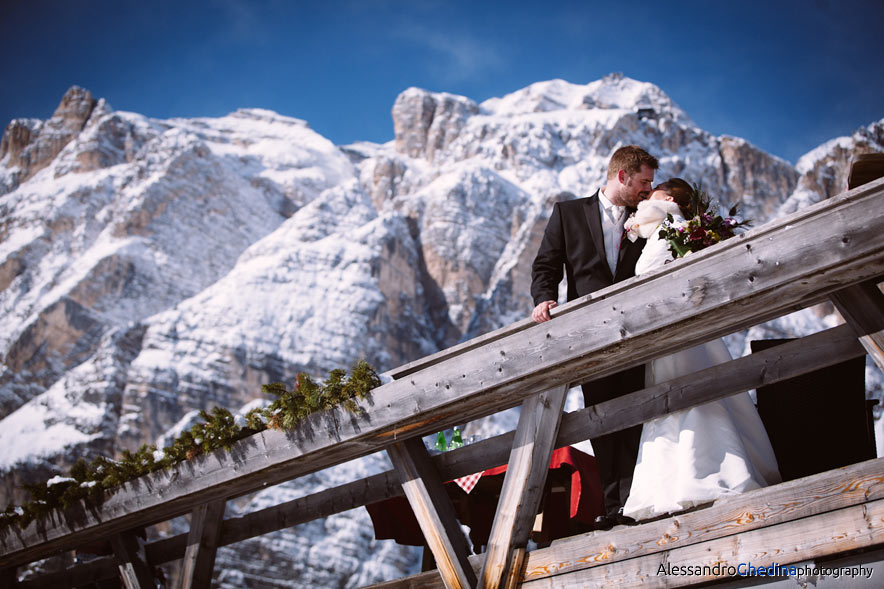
[2,176,884,588]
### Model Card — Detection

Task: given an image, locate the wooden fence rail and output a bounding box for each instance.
[2,177,884,587]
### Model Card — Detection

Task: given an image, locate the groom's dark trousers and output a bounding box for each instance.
[531,192,646,516]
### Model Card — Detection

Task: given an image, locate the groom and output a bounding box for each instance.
[530,145,657,530]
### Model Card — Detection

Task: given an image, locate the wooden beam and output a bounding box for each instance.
[363,457,884,588]
[831,158,884,374]
[527,498,884,587]
[522,498,884,588]
[179,499,225,589]
[832,279,884,334]
[520,457,884,583]
[14,323,868,588]
[479,386,567,589]
[387,437,477,589]
[831,278,884,373]
[110,531,154,589]
[849,326,884,375]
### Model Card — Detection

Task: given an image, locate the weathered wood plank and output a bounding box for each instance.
[832,158,884,374]
[8,322,868,586]
[364,457,884,589]
[859,330,884,374]
[179,499,225,589]
[111,532,154,589]
[520,458,884,583]
[831,278,884,373]
[479,386,567,589]
[521,498,884,588]
[3,181,883,569]
[388,438,477,589]
[832,279,884,334]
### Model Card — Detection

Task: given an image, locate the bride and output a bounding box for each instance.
[621,178,781,521]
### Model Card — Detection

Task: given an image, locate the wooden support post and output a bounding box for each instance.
[479,385,568,589]
[831,278,884,374]
[110,531,155,589]
[830,155,884,375]
[387,437,477,589]
[179,499,226,589]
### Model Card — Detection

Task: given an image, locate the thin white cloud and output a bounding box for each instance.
[210,0,279,46]
[394,22,506,84]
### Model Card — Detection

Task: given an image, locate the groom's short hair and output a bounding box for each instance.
[607,145,659,179]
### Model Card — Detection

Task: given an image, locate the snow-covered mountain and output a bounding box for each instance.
[1,74,881,586]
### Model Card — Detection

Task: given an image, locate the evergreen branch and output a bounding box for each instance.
[1,361,380,530]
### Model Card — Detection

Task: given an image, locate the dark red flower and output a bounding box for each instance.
[689,227,706,241]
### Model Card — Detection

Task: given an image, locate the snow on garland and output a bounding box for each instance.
[0,360,381,530]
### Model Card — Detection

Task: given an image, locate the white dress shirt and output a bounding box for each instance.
[598,189,626,276]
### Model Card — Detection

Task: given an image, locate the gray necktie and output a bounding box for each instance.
[608,205,625,275]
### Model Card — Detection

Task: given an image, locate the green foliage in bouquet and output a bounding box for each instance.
[0,361,380,530]
[658,183,752,258]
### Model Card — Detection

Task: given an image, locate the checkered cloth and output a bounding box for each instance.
[453,472,482,494]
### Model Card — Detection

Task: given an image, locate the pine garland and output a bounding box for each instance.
[0,361,380,530]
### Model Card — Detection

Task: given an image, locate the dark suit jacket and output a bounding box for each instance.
[531,191,646,306]
[531,192,646,509]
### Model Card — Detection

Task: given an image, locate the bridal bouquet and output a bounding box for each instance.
[658,185,751,258]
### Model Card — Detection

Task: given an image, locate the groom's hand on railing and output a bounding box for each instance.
[533,300,557,323]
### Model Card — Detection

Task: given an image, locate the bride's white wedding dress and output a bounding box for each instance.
[621,200,781,520]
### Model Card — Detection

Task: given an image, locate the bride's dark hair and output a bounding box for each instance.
[653,177,694,217]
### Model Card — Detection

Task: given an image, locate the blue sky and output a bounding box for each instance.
[1,0,882,164]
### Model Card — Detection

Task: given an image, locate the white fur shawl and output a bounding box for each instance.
[624,199,684,241]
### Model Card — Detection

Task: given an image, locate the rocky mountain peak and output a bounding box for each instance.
[50,86,98,134]
[228,107,309,127]
[478,74,691,125]
[0,85,100,193]
[392,87,479,161]
[0,118,39,168]
[778,117,884,216]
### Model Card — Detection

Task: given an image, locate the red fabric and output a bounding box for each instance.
[365,446,604,547]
